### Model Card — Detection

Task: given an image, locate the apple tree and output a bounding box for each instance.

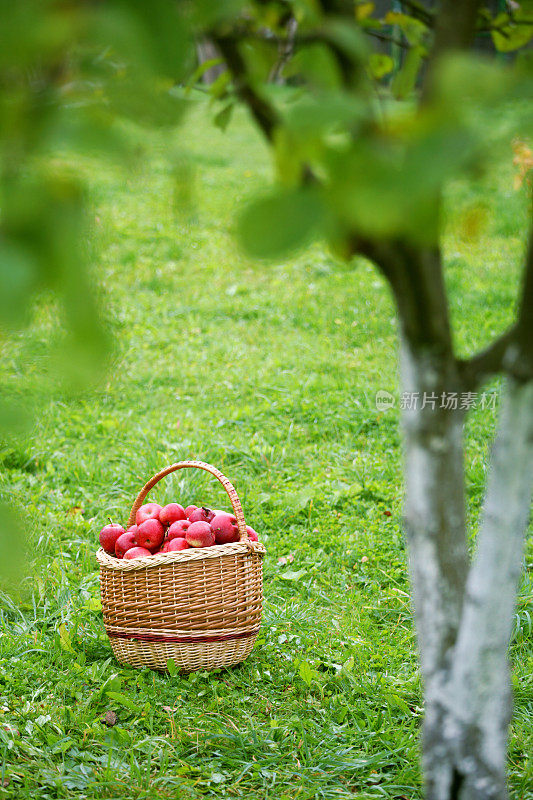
[194,2,533,797]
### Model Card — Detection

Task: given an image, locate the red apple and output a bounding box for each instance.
[167,519,191,541]
[115,530,137,558]
[184,505,198,519]
[186,521,215,548]
[99,523,125,555]
[135,518,165,551]
[136,502,162,526]
[159,503,186,526]
[123,546,152,559]
[167,537,190,552]
[210,512,239,545]
[246,525,258,542]
[188,506,214,524]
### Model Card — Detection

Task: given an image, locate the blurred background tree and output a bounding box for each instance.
[1,1,533,798]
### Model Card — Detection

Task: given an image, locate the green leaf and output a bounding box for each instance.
[297,660,322,686]
[0,241,38,328]
[287,44,342,90]
[100,674,122,696]
[391,46,424,100]
[368,53,394,80]
[434,54,510,108]
[283,488,314,511]
[166,658,178,677]
[188,57,224,86]
[85,597,102,612]
[105,691,140,713]
[213,103,235,132]
[385,12,428,45]
[208,70,231,100]
[58,623,75,654]
[332,481,363,504]
[299,661,314,686]
[384,692,410,714]
[103,74,188,128]
[323,19,367,63]
[342,656,354,673]
[280,569,307,581]
[89,0,193,81]
[491,10,533,52]
[189,0,243,28]
[355,2,374,21]
[238,188,323,260]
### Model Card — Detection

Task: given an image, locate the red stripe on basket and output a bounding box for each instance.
[105,628,260,644]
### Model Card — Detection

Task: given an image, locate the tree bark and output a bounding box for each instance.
[400,337,470,798]
[442,377,533,800]
[403,359,533,799]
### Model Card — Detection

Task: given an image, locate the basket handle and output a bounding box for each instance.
[127,460,248,542]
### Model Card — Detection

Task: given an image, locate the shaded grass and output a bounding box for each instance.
[0,99,532,798]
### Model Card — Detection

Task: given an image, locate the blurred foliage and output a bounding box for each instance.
[228,4,532,258]
[0,0,195,587]
[1,0,533,589]
[2,0,532,414]
[0,0,196,437]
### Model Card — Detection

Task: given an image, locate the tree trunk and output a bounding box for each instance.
[443,377,533,800]
[400,338,470,798]
[403,342,533,799]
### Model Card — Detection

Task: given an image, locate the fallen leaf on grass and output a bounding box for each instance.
[277,554,294,565]
[67,506,83,516]
[280,569,306,581]
[101,710,117,727]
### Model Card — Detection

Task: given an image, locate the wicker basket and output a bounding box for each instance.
[96,460,266,672]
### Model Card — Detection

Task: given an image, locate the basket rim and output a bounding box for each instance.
[96,540,266,571]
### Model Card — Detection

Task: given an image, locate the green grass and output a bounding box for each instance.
[0,99,532,799]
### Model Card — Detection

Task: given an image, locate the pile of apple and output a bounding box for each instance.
[99,502,259,560]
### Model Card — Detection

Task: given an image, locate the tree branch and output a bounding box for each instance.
[364,29,411,51]
[456,326,517,391]
[352,236,455,358]
[211,34,280,142]
[422,0,483,102]
[457,223,533,388]
[516,223,533,368]
[401,0,435,28]
[431,0,483,55]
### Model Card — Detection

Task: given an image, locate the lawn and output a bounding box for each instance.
[0,97,532,799]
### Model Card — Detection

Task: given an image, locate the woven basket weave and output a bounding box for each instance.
[96,460,266,672]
